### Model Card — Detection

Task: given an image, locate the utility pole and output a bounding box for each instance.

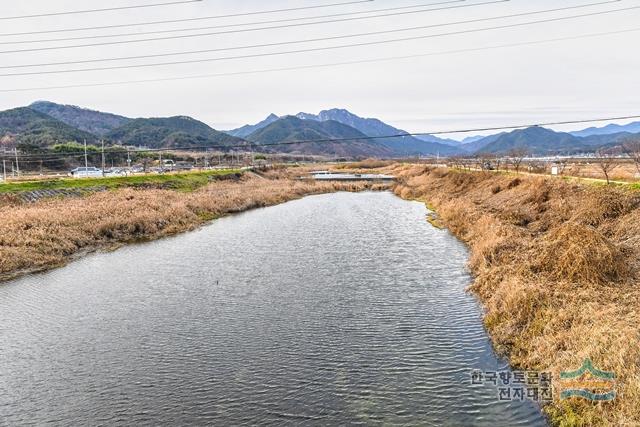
[127,148,131,170]
[2,158,6,181]
[83,139,88,172]
[13,148,20,176]
[159,152,163,172]
[101,140,105,176]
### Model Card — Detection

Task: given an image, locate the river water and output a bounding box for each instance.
[0,192,546,426]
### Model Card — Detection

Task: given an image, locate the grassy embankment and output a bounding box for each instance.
[387,164,639,426]
[0,169,241,193]
[0,168,388,281]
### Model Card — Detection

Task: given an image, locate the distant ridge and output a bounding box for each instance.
[294,108,463,156]
[461,132,506,153]
[226,113,279,138]
[247,116,392,157]
[0,101,636,157]
[106,116,246,149]
[571,121,640,138]
[30,101,131,136]
[0,107,98,147]
[478,127,587,155]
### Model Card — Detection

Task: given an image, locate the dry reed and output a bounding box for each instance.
[390,165,640,426]
[0,173,385,280]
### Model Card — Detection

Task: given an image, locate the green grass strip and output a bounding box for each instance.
[0,169,242,193]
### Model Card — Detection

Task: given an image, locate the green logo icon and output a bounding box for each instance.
[559,359,616,401]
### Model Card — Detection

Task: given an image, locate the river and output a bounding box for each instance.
[0,191,546,426]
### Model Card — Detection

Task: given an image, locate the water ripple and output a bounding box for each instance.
[0,192,546,426]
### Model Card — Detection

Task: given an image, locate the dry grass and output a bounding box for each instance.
[0,172,385,280]
[566,162,639,182]
[390,165,640,426]
[334,159,394,169]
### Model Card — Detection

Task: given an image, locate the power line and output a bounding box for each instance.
[1,25,637,93]
[0,0,625,55]
[0,1,633,77]
[0,0,457,38]
[0,2,480,69]
[0,0,203,21]
[11,114,640,159]
[0,0,499,46]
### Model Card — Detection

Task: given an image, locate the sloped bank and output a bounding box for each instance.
[390,164,640,426]
[0,171,387,282]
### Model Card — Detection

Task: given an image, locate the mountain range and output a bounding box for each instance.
[0,107,98,148]
[246,116,392,157]
[231,109,463,156]
[30,101,131,136]
[570,121,640,138]
[0,101,637,158]
[225,113,279,138]
[469,127,636,155]
[105,116,245,149]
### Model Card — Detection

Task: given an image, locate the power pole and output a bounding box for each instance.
[2,158,6,181]
[14,148,19,176]
[101,140,105,176]
[83,139,88,172]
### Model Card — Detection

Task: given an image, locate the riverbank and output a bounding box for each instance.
[390,164,639,426]
[0,168,388,282]
[0,190,545,426]
[0,169,242,194]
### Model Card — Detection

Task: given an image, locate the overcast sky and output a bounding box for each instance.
[0,0,638,139]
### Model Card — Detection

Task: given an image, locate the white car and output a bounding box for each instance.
[70,167,103,177]
[103,168,127,177]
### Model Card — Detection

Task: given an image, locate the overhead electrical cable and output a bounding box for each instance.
[0,0,505,45]
[0,0,621,70]
[10,114,640,159]
[0,0,628,54]
[0,0,203,21]
[0,2,635,77]
[1,25,637,92]
[0,0,460,38]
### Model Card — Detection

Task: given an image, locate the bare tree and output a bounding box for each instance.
[476,153,494,171]
[623,138,640,176]
[493,155,503,172]
[448,155,464,170]
[556,159,568,176]
[507,147,528,174]
[595,148,621,185]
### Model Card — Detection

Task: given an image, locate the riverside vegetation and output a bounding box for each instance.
[3,162,638,425]
[0,168,387,281]
[389,164,639,426]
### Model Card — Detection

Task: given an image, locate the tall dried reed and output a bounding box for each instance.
[391,165,640,426]
[0,174,385,280]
